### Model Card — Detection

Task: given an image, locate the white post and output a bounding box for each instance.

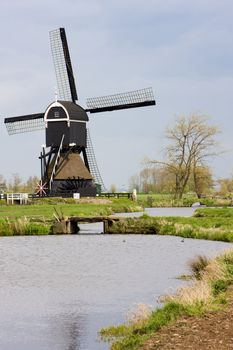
[132,188,137,201]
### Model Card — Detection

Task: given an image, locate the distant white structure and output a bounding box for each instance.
[7,193,29,205]
[132,188,137,201]
[73,193,80,199]
[191,202,201,207]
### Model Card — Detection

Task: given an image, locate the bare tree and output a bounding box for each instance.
[25,175,40,193]
[0,175,7,193]
[110,184,117,193]
[152,115,219,199]
[128,174,140,192]
[9,173,23,192]
[139,167,157,193]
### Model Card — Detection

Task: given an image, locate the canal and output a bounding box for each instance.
[0,208,231,350]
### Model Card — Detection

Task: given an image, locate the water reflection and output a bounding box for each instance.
[66,318,80,350]
[52,312,84,350]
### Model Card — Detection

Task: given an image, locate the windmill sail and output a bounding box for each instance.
[49,28,78,102]
[86,129,107,192]
[3,27,155,197]
[4,113,44,135]
[86,87,155,113]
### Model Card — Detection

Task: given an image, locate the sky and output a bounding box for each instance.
[1,0,233,190]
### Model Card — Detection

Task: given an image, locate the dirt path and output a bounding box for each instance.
[139,293,233,349]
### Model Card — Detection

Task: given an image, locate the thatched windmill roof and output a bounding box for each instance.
[49,153,93,180]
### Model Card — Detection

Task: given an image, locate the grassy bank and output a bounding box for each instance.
[0,218,50,236]
[1,197,232,237]
[0,197,142,236]
[106,208,233,242]
[137,193,233,208]
[100,249,233,350]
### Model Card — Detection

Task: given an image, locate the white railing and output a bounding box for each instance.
[7,193,29,205]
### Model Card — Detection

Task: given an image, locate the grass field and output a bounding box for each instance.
[0,197,142,221]
[0,197,142,236]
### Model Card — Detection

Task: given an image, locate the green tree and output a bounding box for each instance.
[192,166,214,198]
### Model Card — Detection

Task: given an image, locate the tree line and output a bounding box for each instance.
[0,114,231,198]
[0,174,40,194]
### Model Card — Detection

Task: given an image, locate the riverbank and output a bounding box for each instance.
[137,193,233,208]
[1,197,233,238]
[0,197,142,236]
[106,208,233,242]
[100,249,233,350]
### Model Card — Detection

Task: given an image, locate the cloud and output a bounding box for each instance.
[0,0,233,188]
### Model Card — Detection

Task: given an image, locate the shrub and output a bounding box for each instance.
[188,255,210,280]
[146,196,154,207]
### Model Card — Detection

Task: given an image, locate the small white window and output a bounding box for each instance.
[54,111,60,118]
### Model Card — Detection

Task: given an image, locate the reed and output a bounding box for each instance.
[187,255,210,280]
[0,218,50,236]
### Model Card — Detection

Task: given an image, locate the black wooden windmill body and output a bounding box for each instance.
[4,28,156,197]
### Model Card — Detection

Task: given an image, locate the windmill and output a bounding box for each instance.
[4,28,156,197]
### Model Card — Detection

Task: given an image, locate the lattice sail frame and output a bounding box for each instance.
[49,28,77,102]
[5,115,44,135]
[86,87,154,110]
[86,128,107,192]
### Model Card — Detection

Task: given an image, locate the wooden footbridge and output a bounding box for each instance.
[52,215,123,234]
